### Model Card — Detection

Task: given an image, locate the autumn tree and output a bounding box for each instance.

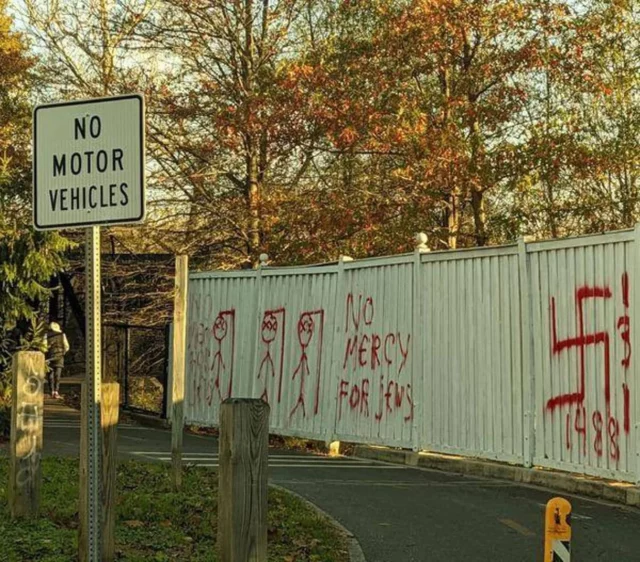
[567,0,640,232]
[15,0,640,269]
[140,0,338,267]
[20,0,179,326]
[0,0,69,373]
[301,0,579,248]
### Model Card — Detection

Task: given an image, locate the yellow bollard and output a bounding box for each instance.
[544,497,572,562]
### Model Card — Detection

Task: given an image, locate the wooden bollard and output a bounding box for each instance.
[171,255,188,491]
[218,398,269,562]
[9,351,45,518]
[101,383,119,562]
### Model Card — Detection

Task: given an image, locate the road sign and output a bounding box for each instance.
[33,94,145,230]
[32,93,146,561]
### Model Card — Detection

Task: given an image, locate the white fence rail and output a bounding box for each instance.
[184,227,640,483]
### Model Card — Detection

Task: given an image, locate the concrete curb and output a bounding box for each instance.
[353,445,640,508]
[270,484,367,562]
[123,411,170,430]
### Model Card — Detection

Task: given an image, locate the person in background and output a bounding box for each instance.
[46,321,70,399]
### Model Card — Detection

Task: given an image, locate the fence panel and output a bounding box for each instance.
[528,231,636,480]
[419,247,524,463]
[254,266,339,440]
[334,256,415,448]
[185,272,258,426]
[182,228,640,483]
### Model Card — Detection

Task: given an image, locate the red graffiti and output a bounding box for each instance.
[338,378,371,419]
[624,383,630,434]
[575,404,587,455]
[622,271,630,307]
[290,310,325,419]
[593,410,604,456]
[343,332,410,372]
[258,308,286,404]
[565,404,587,455]
[187,307,235,409]
[341,293,412,424]
[548,285,612,413]
[346,293,375,331]
[608,416,620,460]
[618,316,631,368]
[618,273,632,435]
[372,376,413,422]
[619,273,631,370]
[210,309,235,403]
[550,274,631,462]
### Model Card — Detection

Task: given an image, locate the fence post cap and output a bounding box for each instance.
[415,232,430,253]
[518,235,535,243]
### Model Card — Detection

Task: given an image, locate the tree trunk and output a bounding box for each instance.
[446,190,459,249]
[247,152,261,266]
[242,0,261,266]
[467,102,486,246]
[470,188,487,246]
[439,65,458,250]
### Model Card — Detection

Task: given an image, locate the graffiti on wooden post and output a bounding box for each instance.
[10,352,45,517]
[15,366,43,486]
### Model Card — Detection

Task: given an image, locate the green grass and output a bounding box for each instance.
[0,458,349,562]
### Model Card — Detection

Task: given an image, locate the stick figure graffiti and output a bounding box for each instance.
[290,310,325,419]
[258,308,286,403]
[206,309,235,404]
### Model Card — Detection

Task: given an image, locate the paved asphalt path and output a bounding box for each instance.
[34,400,640,561]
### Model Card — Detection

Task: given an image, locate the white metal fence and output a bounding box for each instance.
[184,227,640,483]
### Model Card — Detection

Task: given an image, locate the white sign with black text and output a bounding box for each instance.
[33,94,145,230]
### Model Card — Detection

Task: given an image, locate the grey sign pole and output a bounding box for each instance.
[85,225,102,561]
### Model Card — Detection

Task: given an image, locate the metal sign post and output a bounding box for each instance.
[85,225,102,561]
[33,94,145,562]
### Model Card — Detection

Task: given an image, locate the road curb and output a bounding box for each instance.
[353,445,640,507]
[270,484,367,562]
[123,411,170,430]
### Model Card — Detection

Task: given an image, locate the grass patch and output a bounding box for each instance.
[0,458,349,561]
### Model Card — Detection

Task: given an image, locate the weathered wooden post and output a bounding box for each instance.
[171,255,188,491]
[101,382,119,561]
[79,383,89,561]
[9,351,45,518]
[123,326,130,408]
[218,398,269,562]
